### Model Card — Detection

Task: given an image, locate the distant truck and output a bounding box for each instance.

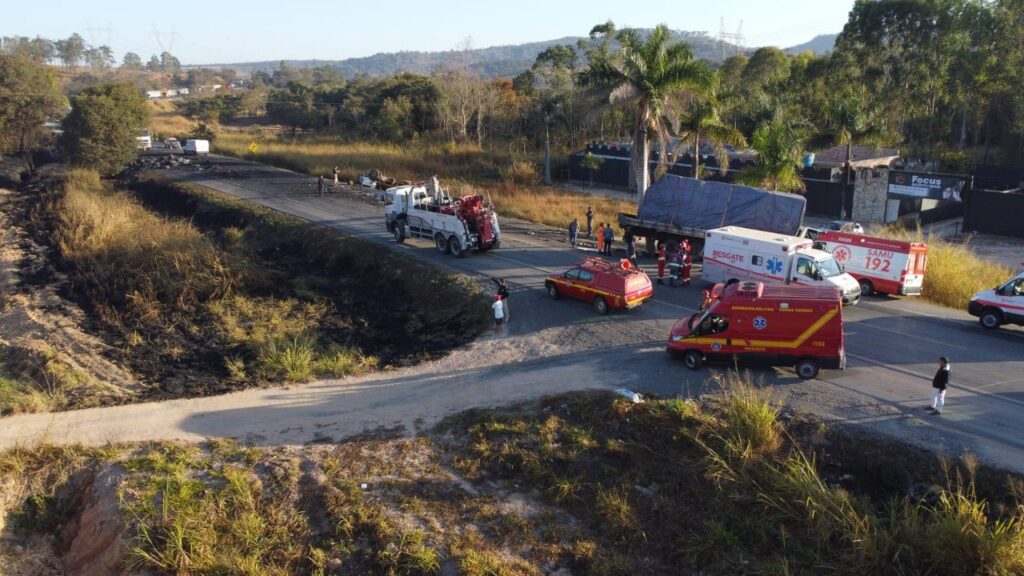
[702,226,862,305]
[813,231,928,297]
[969,271,1024,329]
[618,174,806,255]
[183,139,209,155]
[667,280,845,380]
[135,129,152,150]
[385,176,500,257]
[545,257,654,314]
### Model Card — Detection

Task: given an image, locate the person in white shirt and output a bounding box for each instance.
[492,295,505,333]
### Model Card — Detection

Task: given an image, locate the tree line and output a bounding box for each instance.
[1,33,180,73]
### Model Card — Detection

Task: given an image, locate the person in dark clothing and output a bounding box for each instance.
[585,207,594,236]
[317,175,325,196]
[928,356,950,415]
[568,218,579,248]
[603,225,614,256]
[492,277,510,322]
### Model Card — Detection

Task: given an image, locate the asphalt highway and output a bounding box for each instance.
[3,155,1021,473]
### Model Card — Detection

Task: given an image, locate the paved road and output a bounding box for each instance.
[4,156,1023,473]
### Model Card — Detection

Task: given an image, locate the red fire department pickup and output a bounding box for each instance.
[545,257,654,314]
[814,232,928,297]
[667,281,845,379]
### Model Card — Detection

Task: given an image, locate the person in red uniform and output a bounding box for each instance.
[656,242,666,285]
[680,239,692,286]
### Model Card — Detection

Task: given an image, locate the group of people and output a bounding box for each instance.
[316,166,343,197]
[656,239,692,287]
[567,206,616,257]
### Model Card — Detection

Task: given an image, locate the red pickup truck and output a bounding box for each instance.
[545,257,654,314]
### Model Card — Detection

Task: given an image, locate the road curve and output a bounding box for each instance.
[3,155,1022,474]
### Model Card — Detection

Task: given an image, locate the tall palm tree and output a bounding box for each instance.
[671,96,747,179]
[735,120,806,192]
[809,93,891,217]
[578,24,714,205]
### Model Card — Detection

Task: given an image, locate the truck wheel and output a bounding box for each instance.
[592,296,609,315]
[859,279,875,296]
[795,359,820,380]
[683,350,703,370]
[546,282,560,300]
[448,236,465,258]
[979,309,1003,329]
[393,223,405,243]
[434,234,449,254]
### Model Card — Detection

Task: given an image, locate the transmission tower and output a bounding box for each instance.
[718,18,745,59]
[84,22,113,47]
[152,25,178,54]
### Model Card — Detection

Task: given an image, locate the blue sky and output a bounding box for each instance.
[4,0,855,64]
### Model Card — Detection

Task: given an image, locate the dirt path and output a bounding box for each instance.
[3,157,1024,477]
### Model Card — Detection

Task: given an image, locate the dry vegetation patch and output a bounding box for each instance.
[21,168,487,406]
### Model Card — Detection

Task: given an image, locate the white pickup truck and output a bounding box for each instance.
[969,271,1024,329]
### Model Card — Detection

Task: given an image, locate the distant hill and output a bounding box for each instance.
[197,30,741,79]
[784,33,838,55]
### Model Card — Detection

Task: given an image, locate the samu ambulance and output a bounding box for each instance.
[969,270,1024,330]
[702,226,862,305]
[813,231,928,297]
[667,280,845,380]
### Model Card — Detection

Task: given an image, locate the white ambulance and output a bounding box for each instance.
[813,231,928,297]
[702,226,862,304]
[969,271,1024,329]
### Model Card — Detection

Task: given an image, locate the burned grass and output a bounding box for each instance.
[23,168,488,406]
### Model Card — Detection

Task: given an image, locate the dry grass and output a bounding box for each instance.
[877,226,1014,308]
[146,100,198,141]
[213,131,635,230]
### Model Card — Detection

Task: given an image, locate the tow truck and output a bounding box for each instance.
[385,176,500,257]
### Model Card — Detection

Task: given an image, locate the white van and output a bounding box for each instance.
[183,139,209,155]
[969,271,1024,329]
[702,226,862,304]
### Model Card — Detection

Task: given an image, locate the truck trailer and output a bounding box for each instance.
[618,174,806,256]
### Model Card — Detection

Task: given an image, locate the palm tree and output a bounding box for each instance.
[671,96,747,179]
[578,25,714,205]
[809,93,891,217]
[735,120,806,192]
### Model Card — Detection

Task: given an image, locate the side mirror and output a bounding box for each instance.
[815,272,824,281]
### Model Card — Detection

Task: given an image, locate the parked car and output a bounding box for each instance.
[969,271,1024,329]
[545,257,654,314]
[826,220,865,234]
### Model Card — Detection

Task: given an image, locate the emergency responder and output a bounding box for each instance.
[701,289,713,311]
[656,242,667,285]
[596,223,605,254]
[680,239,693,286]
[667,247,683,286]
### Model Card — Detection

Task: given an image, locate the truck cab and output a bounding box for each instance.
[969,271,1024,329]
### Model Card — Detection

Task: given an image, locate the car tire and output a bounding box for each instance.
[593,296,608,315]
[795,358,820,380]
[683,350,703,370]
[859,279,874,297]
[546,282,560,300]
[392,223,405,243]
[979,309,1003,329]
[448,236,465,258]
[435,234,449,254]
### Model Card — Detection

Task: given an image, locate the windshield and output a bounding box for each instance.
[817,257,843,278]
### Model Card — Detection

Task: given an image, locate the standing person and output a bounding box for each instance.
[680,239,693,286]
[333,165,340,184]
[928,357,950,415]
[603,224,614,256]
[596,222,605,254]
[492,295,505,333]
[585,206,594,236]
[656,242,666,284]
[623,229,634,260]
[667,246,683,286]
[492,277,510,323]
[568,218,579,248]
[317,175,325,197]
